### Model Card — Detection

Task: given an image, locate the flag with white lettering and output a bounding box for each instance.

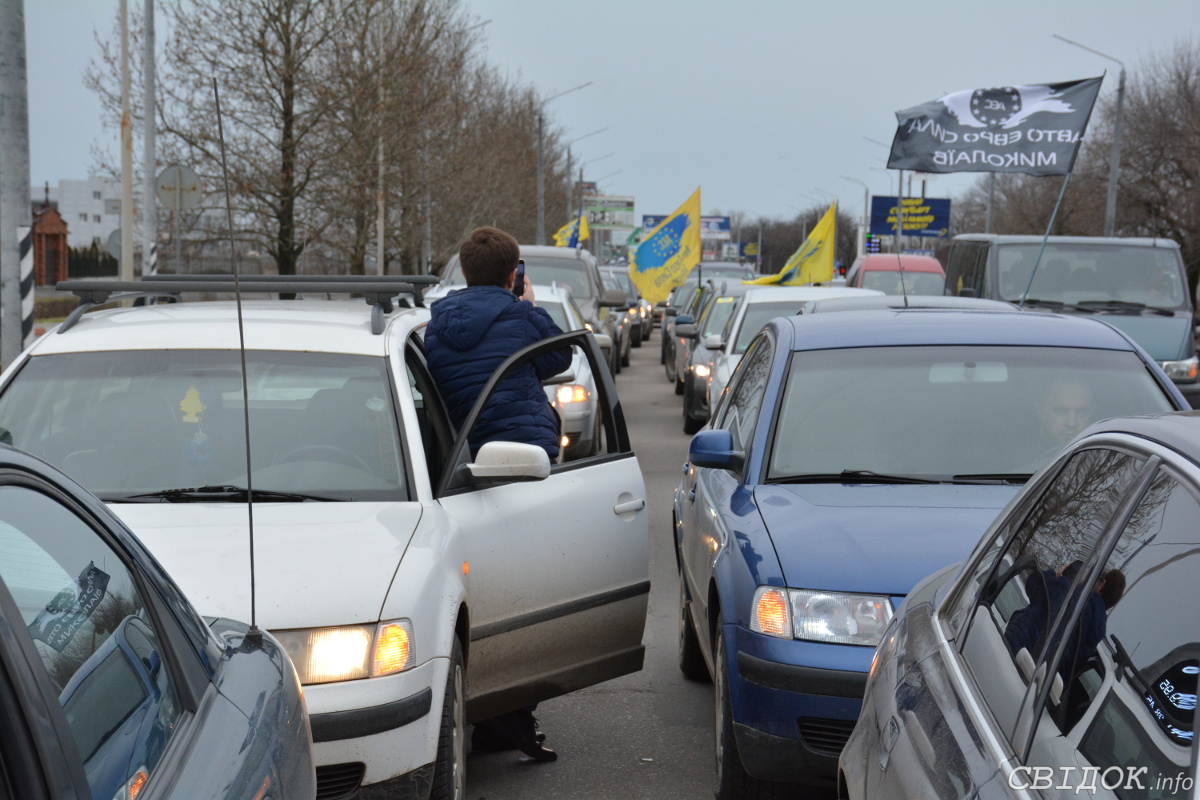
[888,77,1103,176]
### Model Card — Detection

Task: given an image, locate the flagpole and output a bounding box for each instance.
[1019,172,1072,308]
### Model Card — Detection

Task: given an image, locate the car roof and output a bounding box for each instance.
[1082,411,1200,459]
[31,300,429,356]
[772,308,1146,352]
[742,286,881,303]
[952,234,1181,250]
[803,295,1014,313]
[858,254,944,273]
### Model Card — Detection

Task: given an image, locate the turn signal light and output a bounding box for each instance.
[373,621,413,676]
[751,587,791,638]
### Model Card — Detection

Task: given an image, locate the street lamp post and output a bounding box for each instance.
[842,176,870,258]
[565,127,607,220]
[537,81,592,245]
[1054,34,1125,237]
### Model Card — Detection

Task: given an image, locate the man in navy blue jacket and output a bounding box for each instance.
[426,226,571,460]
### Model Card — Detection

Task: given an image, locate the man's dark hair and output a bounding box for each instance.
[1100,569,1126,610]
[460,227,519,287]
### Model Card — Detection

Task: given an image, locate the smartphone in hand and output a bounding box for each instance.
[513,259,526,298]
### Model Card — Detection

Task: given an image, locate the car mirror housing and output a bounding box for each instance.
[592,332,613,351]
[664,307,679,317]
[544,371,577,386]
[688,429,745,472]
[675,323,698,339]
[466,442,551,484]
[675,315,694,326]
[600,289,628,307]
[704,334,725,351]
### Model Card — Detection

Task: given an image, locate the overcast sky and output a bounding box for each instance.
[26,0,1200,224]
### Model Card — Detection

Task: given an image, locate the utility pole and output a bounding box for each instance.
[535,81,591,245]
[119,0,134,281]
[0,0,30,365]
[141,0,156,275]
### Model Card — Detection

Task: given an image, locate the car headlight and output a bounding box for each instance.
[272,620,414,684]
[693,364,711,378]
[750,588,893,647]
[1161,356,1199,381]
[556,384,589,404]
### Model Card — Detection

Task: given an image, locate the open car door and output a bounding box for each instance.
[435,330,649,722]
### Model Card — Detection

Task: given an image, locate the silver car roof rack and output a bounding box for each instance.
[56,274,442,335]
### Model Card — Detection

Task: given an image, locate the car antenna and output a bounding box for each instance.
[213,76,262,647]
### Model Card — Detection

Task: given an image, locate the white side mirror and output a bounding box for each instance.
[704,334,724,351]
[466,441,551,483]
[593,333,613,351]
[544,371,577,386]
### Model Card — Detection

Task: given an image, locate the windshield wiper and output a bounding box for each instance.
[1020,297,1066,310]
[1075,299,1174,316]
[951,473,1033,485]
[769,470,940,485]
[116,485,342,503]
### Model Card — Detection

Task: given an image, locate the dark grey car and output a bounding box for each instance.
[841,412,1200,800]
[0,445,315,800]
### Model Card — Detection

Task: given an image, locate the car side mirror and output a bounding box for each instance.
[704,334,724,351]
[544,371,576,386]
[664,307,679,317]
[592,332,613,351]
[600,289,627,307]
[466,441,550,485]
[675,323,698,339]
[958,287,978,298]
[688,429,745,472]
[675,315,694,326]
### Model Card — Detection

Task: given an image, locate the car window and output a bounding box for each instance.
[1023,467,1199,792]
[997,244,1188,309]
[862,270,945,296]
[948,241,989,298]
[718,334,773,453]
[406,345,454,485]
[701,296,739,338]
[443,257,597,300]
[731,301,807,354]
[958,448,1144,737]
[0,485,181,799]
[0,350,406,502]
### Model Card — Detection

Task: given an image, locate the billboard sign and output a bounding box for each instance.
[585,195,635,229]
[642,214,731,239]
[869,196,952,238]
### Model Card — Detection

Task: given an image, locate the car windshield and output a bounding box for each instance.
[768,345,1175,481]
[0,350,406,501]
[997,244,1188,310]
[863,270,945,296]
[605,271,635,296]
[444,256,595,299]
[731,301,807,354]
[701,296,740,338]
[540,300,584,332]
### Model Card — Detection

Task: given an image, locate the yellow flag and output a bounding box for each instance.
[552,215,589,247]
[745,202,837,286]
[628,188,702,304]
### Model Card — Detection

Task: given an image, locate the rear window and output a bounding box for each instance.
[443,257,595,299]
[997,243,1188,310]
[863,270,945,296]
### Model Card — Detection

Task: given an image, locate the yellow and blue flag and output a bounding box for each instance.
[745,202,837,286]
[628,188,701,304]
[552,214,590,247]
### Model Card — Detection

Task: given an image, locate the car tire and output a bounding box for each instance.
[715,625,787,800]
[631,328,642,348]
[674,374,685,396]
[678,572,709,682]
[430,638,465,800]
[621,345,631,367]
[665,345,678,384]
[683,381,705,434]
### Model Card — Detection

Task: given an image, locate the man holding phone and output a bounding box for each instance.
[425,226,570,461]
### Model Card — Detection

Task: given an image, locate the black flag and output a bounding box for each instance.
[888,77,1103,176]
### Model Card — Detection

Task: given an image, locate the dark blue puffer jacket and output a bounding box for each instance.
[426,285,571,458]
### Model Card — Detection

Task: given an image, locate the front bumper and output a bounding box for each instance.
[305,656,446,788]
[727,626,870,786]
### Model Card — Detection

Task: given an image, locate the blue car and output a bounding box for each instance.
[0,444,315,800]
[674,308,1187,798]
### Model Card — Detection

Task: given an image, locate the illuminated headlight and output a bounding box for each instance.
[584,322,594,333]
[693,364,711,378]
[750,588,892,647]
[273,620,415,684]
[556,384,589,404]
[1161,356,1199,381]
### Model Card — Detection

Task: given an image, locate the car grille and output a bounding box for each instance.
[797,717,856,757]
[315,762,366,800]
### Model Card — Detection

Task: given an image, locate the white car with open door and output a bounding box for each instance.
[0,276,650,800]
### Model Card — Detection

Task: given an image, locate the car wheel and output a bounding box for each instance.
[665,346,678,384]
[683,381,705,434]
[631,330,642,348]
[678,572,709,681]
[715,625,786,800]
[621,344,631,367]
[431,638,465,800]
[674,373,685,396]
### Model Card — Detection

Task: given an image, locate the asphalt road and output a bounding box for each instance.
[465,333,717,799]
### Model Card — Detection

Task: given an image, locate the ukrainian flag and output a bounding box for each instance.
[746,202,837,286]
[629,188,701,304]
[552,214,589,247]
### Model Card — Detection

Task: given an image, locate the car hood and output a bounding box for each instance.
[1085,313,1191,362]
[754,484,1018,597]
[110,502,421,630]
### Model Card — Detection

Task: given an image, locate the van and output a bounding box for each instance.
[944,234,1199,407]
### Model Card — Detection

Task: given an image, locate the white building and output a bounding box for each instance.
[39,177,137,250]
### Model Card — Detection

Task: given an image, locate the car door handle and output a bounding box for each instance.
[687,488,696,502]
[613,498,645,515]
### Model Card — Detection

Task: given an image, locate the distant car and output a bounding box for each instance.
[653,262,756,328]
[601,273,633,371]
[842,411,1200,800]
[675,308,1187,797]
[535,283,605,460]
[705,285,882,413]
[799,294,1016,314]
[944,234,1200,407]
[438,244,628,374]
[601,266,652,344]
[0,444,315,800]
[845,253,945,296]
[677,283,750,433]
[0,275,649,799]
